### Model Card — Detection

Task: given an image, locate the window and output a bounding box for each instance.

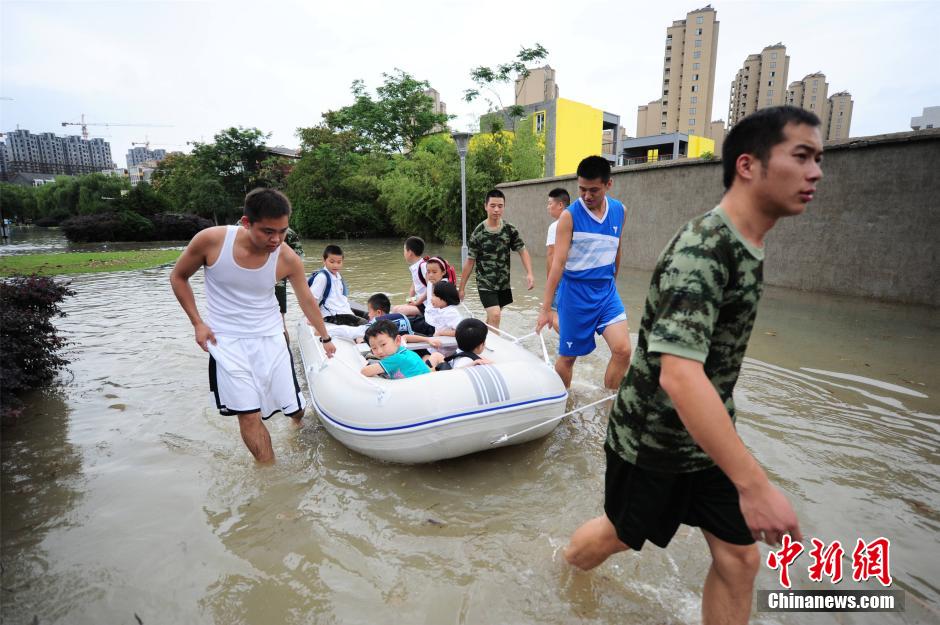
[768,89,774,96]
[662,100,668,105]
[768,80,773,86]
[691,85,699,92]
[695,39,702,47]
[693,74,700,81]
[691,95,698,104]
[810,104,814,109]
[693,51,701,58]
[695,28,703,35]
[813,80,818,86]
[771,52,777,60]
[689,118,696,126]
[535,112,546,133]
[770,71,776,77]
[663,89,669,96]
[693,62,700,70]
[696,15,704,24]
[770,62,776,69]
[689,128,696,134]
[661,121,667,128]
[812,87,817,93]
[689,108,697,115]
[767,98,773,106]
[811,95,816,101]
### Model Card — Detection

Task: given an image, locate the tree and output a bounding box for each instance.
[0,183,38,222]
[287,126,389,238]
[324,69,451,154]
[509,117,545,180]
[189,126,270,200]
[464,44,548,130]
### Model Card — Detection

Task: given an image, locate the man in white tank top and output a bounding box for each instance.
[171,188,335,463]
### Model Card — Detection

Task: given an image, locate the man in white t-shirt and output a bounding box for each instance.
[544,187,570,333]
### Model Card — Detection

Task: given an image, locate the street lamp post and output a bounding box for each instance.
[452,132,472,270]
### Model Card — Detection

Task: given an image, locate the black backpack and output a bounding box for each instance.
[435,350,482,371]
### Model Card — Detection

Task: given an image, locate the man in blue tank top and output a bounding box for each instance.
[536,156,632,389]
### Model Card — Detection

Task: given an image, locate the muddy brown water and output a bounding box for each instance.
[2,233,938,624]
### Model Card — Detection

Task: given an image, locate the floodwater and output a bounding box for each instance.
[2,231,938,624]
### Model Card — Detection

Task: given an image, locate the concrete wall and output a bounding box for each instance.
[498,129,940,307]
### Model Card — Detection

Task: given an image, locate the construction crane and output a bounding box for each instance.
[61,113,171,140]
[131,137,178,150]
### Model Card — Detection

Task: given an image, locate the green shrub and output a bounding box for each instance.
[0,276,74,420]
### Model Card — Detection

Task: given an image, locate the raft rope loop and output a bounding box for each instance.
[490,393,616,445]
[459,304,552,366]
[309,332,389,404]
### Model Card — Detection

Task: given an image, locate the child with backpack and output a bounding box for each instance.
[429,318,493,370]
[308,244,366,327]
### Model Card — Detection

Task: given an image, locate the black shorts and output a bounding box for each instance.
[603,444,755,551]
[274,282,287,314]
[478,288,513,309]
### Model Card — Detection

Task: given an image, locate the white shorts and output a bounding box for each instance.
[207,334,306,419]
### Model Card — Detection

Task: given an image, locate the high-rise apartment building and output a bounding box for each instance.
[826,92,853,141]
[636,6,720,140]
[787,73,853,141]
[911,106,940,130]
[126,146,167,169]
[728,43,790,125]
[515,66,559,106]
[2,129,113,177]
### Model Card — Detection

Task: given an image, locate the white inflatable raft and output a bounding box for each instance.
[296,320,568,463]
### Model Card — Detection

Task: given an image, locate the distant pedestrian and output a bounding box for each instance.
[458,189,534,330]
[544,187,570,333]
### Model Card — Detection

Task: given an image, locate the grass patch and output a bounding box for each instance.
[0,249,182,277]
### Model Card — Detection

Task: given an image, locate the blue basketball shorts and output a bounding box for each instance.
[557,278,626,357]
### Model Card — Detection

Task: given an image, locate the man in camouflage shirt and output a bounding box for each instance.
[275,227,303,341]
[458,189,534,329]
[564,107,824,625]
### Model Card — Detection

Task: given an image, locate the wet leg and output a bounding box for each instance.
[701,529,760,625]
[564,514,629,570]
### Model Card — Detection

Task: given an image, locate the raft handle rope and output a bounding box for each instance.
[309,331,389,404]
[459,304,552,366]
[490,393,616,445]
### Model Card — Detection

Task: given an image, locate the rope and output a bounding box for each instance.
[307,332,388,401]
[459,303,552,365]
[490,393,616,445]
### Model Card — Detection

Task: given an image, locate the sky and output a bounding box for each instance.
[2,0,938,168]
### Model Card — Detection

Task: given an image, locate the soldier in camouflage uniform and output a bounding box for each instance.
[274,228,303,341]
[458,189,534,330]
[564,107,824,625]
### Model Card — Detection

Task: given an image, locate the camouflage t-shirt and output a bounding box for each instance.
[468,220,525,291]
[279,228,304,286]
[607,206,765,473]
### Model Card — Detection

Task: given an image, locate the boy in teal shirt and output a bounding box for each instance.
[360,320,429,379]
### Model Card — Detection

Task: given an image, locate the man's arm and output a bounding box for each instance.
[518,248,534,290]
[536,212,572,333]
[458,258,475,301]
[282,248,336,357]
[546,244,555,276]
[170,228,217,352]
[660,354,802,545]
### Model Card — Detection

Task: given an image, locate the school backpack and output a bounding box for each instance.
[418,256,457,286]
[435,350,482,371]
[307,268,348,302]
